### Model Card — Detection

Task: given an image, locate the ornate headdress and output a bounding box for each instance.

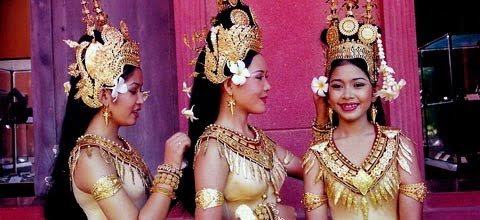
[324,0,405,101]
[186,0,262,85]
[63,0,141,108]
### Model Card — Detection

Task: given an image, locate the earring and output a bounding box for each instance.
[328,107,334,125]
[227,98,236,116]
[371,104,377,124]
[102,105,111,127]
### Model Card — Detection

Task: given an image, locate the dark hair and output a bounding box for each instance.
[175,3,259,215]
[43,30,137,220]
[327,58,387,126]
[319,25,387,126]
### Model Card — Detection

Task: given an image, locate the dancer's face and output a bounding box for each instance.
[231,54,271,114]
[108,68,147,127]
[328,63,374,124]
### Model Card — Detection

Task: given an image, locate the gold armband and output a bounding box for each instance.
[301,192,328,211]
[195,188,225,210]
[150,185,176,199]
[399,182,428,203]
[92,175,122,201]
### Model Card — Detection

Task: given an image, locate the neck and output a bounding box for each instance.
[85,112,120,142]
[336,115,374,137]
[216,102,251,138]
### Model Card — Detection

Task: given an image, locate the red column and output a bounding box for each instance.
[380,0,425,170]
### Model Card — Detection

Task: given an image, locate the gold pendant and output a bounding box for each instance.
[351,169,373,195]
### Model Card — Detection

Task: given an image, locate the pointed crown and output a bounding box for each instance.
[64,0,140,108]
[188,0,262,84]
[324,0,406,101]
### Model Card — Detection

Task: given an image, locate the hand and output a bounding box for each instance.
[164,132,191,169]
[313,93,329,126]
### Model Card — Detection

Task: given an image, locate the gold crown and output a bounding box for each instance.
[325,0,378,83]
[64,0,140,108]
[324,0,405,101]
[191,0,262,84]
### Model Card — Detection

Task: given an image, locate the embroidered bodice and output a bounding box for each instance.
[304,125,414,220]
[194,124,288,218]
[69,134,152,219]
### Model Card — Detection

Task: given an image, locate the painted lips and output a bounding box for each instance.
[340,103,358,112]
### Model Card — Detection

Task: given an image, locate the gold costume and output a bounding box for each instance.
[304,125,426,220]
[195,124,293,219]
[69,134,152,219]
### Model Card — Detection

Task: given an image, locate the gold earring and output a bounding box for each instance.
[328,107,334,125]
[371,104,377,124]
[227,98,236,116]
[102,105,111,127]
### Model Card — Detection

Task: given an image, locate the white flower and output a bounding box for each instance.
[181,105,199,122]
[63,81,71,97]
[311,76,329,97]
[63,40,79,48]
[182,82,192,98]
[235,204,257,220]
[375,79,406,101]
[228,60,251,86]
[111,77,128,102]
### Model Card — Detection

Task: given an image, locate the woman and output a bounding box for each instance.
[44,1,190,219]
[176,1,303,219]
[303,1,427,219]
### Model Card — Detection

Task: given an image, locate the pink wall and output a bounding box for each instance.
[173,0,423,211]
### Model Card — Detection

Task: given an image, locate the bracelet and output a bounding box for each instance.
[150,185,176,199]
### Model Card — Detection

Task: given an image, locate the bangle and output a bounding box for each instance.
[150,185,176,199]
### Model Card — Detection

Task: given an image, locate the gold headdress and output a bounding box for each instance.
[324,0,405,101]
[64,0,141,108]
[189,0,262,84]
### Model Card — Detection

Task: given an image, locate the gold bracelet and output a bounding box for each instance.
[150,185,176,199]
[153,172,180,190]
[195,188,225,210]
[301,192,328,211]
[399,182,428,203]
[91,175,122,201]
[157,164,183,177]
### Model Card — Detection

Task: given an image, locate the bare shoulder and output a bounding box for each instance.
[72,146,117,193]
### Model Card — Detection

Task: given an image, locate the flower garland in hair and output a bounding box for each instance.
[374,34,406,101]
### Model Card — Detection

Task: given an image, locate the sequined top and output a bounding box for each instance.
[194,124,290,219]
[303,125,414,220]
[69,134,152,219]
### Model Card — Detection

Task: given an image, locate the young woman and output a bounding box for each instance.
[303,1,427,219]
[176,1,303,219]
[44,1,190,219]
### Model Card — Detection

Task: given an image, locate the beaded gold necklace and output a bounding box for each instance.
[69,134,152,189]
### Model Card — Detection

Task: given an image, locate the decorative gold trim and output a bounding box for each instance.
[399,182,427,203]
[69,134,152,189]
[92,175,122,201]
[195,188,225,210]
[301,192,327,211]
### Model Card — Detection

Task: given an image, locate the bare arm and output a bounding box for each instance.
[398,136,425,220]
[194,139,229,219]
[303,151,328,220]
[140,132,191,220]
[275,146,303,180]
[74,147,139,220]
